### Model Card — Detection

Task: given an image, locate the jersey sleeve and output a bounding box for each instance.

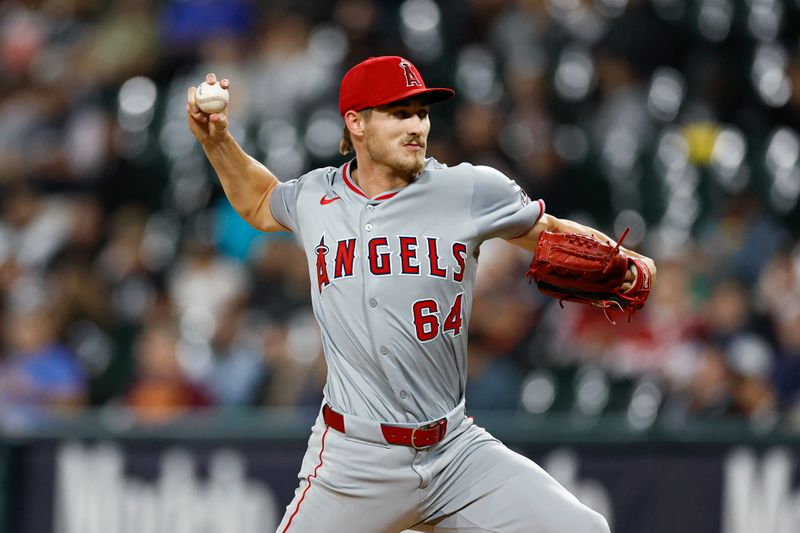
[269,178,303,233]
[469,165,545,241]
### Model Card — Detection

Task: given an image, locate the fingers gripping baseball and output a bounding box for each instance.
[186,73,230,143]
[621,264,637,292]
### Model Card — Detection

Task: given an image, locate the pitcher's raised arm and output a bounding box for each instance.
[187,73,287,233]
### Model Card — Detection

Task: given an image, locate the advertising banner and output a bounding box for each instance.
[7,437,800,533]
[0,444,10,533]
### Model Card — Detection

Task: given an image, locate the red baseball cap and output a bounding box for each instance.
[339,56,455,116]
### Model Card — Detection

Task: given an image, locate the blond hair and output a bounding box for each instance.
[339,125,354,155]
[338,109,371,155]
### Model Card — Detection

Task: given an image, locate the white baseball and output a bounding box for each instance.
[195,81,229,114]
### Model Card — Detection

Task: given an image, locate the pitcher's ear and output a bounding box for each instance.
[344,109,367,136]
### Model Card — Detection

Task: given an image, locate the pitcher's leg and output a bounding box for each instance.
[418,426,609,533]
[276,421,422,533]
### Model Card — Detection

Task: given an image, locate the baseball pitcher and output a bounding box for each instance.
[187,56,656,532]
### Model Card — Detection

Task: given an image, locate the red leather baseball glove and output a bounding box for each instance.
[526,228,652,323]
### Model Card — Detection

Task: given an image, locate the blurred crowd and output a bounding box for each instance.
[1,0,800,432]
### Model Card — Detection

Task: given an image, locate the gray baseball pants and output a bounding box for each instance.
[276,403,610,533]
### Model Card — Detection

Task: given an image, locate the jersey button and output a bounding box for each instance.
[365,223,373,231]
[399,390,408,399]
[367,205,375,211]
[369,298,377,308]
[380,346,389,355]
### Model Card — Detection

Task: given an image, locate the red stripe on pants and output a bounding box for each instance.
[282,427,329,532]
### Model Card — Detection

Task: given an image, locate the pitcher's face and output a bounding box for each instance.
[363,100,431,179]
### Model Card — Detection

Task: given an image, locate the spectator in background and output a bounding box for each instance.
[452,101,505,169]
[168,225,249,319]
[248,238,312,322]
[257,314,325,409]
[702,278,753,346]
[758,245,800,426]
[466,330,523,410]
[249,11,327,123]
[771,307,800,418]
[125,319,210,424]
[726,334,775,420]
[200,299,265,406]
[159,0,256,59]
[698,195,790,286]
[47,196,112,330]
[665,341,733,420]
[74,0,159,89]
[95,205,161,324]
[0,301,86,427]
[0,181,72,271]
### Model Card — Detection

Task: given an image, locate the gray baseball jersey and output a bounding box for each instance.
[269,157,545,424]
[269,158,610,533]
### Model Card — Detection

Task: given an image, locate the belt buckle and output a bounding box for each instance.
[410,419,446,450]
[410,427,426,450]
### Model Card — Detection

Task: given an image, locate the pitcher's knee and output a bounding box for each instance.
[542,503,609,533]
[582,508,610,533]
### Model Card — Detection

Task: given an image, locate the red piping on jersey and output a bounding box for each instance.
[510,198,546,240]
[343,161,399,201]
[375,191,399,200]
[281,427,329,532]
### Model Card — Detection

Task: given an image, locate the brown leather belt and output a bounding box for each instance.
[322,404,448,449]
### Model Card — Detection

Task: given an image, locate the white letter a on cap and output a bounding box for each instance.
[400,59,422,87]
